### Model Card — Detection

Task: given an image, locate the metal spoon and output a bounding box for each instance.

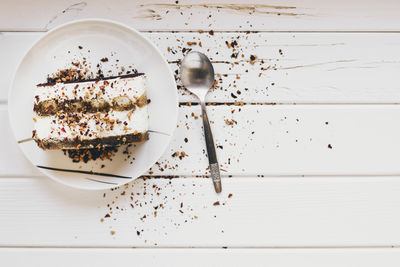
[180,51,222,193]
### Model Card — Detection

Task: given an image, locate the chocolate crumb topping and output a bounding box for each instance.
[63,146,118,163]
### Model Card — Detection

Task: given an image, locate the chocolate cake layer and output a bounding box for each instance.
[34,132,149,150]
[34,93,148,116]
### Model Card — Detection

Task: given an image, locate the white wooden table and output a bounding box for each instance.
[2,0,400,266]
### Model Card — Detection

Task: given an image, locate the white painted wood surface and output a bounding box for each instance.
[3,0,400,265]
[2,248,400,267]
[2,32,400,103]
[1,0,400,31]
[3,176,400,247]
[5,105,400,177]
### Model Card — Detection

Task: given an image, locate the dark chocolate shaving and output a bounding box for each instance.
[37,73,144,87]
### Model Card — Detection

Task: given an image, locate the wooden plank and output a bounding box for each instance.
[1,248,400,267]
[0,33,42,102]
[1,0,400,31]
[0,106,40,176]
[3,104,400,177]
[2,32,400,103]
[2,176,400,247]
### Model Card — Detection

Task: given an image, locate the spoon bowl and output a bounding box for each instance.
[181,51,215,99]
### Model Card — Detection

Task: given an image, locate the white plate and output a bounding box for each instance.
[8,19,178,190]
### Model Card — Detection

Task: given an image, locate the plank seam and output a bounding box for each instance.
[4,174,400,179]
[4,30,400,33]
[4,103,400,107]
[0,245,399,249]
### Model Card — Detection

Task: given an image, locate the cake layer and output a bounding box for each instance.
[34,106,148,141]
[34,74,146,105]
[34,93,147,115]
[35,132,149,150]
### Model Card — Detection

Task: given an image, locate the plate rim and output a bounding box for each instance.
[8,18,179,190]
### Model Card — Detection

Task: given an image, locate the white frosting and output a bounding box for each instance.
[35,75,147,103]
[34,105,148,140]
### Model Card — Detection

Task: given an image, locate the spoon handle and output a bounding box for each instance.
[200,101,222,193]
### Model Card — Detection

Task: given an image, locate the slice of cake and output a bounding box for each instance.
[32,73,149,150]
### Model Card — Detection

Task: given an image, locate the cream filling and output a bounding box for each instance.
[35,75,147,103]
[34,106,148,140]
